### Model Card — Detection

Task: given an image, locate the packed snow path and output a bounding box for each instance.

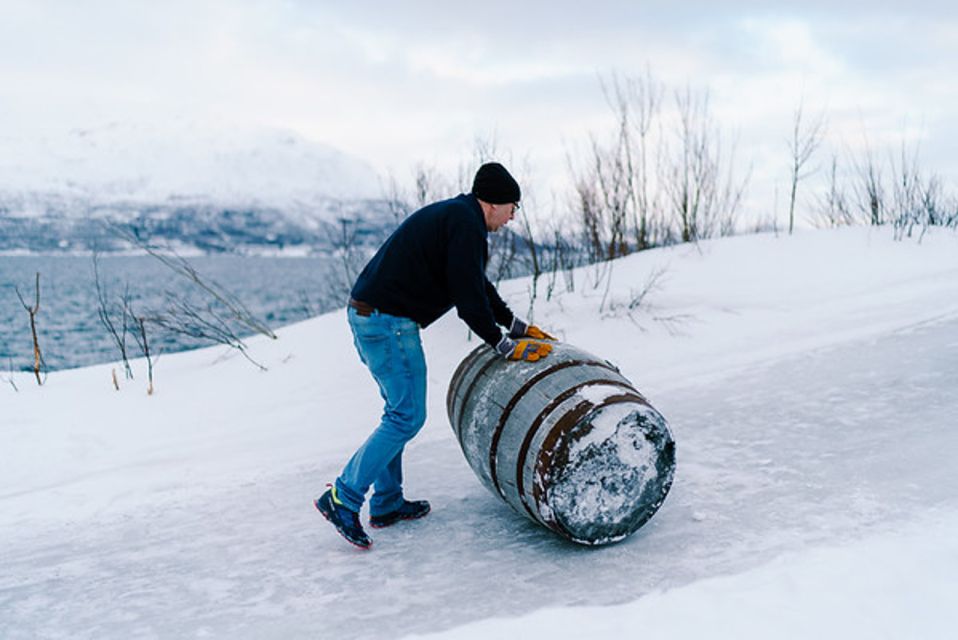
[2,315,955,639]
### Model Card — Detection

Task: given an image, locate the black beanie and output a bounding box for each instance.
[471,162,521,204]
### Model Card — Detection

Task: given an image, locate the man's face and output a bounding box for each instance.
[486,202,518,232]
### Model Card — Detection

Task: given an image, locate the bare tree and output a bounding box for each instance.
[15,272,45,386]
[787,99,826,234]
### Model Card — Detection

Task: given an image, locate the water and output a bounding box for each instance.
[0,255,344,372]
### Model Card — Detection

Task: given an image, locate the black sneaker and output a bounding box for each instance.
[315,485,372,550]
[369,499,431,529]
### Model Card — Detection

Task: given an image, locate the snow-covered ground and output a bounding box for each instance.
[2,227,957,639]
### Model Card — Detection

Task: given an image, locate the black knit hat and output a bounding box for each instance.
[471,162,521,204]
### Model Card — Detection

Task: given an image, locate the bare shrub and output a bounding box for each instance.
[825,134,956,239]
[93,252,134,381]
[569,73,747,269]
[108,224,276,372]
[148,293,266,371]
[318,216,369,305]
[599,265,690,333]
[112,225,276,340]
[621,71,665,251]
[662,86,747,243]
[543,213,582,300]
[570,76,641,263]
[515,199,542,312]
[887,141,949,241]
[851,141,886,227]
[124,300,156,395]
[2,359,18,392]
[786,99,826,234]
[815,156,855,228]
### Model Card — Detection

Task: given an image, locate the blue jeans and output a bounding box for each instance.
[335,307,428,515]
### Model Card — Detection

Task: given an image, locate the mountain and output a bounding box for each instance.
[0,122,393,254]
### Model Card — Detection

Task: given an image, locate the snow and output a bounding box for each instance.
[548,410,655,535]
[405,510,958,640]
[575,383,627,406]
[547,402,666,544]
[2,226,958,638]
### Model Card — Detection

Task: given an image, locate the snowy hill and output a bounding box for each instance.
[0,122,388,253]
[2,227,957,638]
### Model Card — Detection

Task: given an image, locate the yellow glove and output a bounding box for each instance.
[507,339,553,362]
[509,317,557,341]
[525,324,556,341]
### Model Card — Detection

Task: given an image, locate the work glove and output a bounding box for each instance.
[509,317,557,341]
[495,336,553,362]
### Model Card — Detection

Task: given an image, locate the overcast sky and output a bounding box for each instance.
[2,0,956,219]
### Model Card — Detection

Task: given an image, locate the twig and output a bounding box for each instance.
[2,358,19,392]
[149,293,267,371]
[111,224,277,340]
[15,272,44,386]
[133,315,155,395]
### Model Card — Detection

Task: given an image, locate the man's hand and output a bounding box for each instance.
[496,336,553,362]
[524,324,556,341]
[509,317,557,341]
[508,339,553,362]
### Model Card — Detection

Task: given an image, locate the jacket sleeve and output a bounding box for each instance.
[446,220,505,347]
[485,277,515,328]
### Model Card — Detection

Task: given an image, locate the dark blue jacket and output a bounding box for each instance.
[350,193,514,346]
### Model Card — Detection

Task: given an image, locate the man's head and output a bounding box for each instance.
[472,162,521,232]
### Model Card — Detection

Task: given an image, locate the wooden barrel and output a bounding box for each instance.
[447,341,675,546]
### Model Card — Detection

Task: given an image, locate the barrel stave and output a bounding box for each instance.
[495,371,634,525]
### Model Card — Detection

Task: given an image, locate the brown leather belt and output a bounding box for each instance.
[348,297,376,317]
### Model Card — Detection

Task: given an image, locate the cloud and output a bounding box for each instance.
[1,0,956,217]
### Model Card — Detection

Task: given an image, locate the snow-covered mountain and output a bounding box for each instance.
[0,122,391,253]
[2,227,957,638]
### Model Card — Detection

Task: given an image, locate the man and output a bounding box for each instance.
[315,162,555,549]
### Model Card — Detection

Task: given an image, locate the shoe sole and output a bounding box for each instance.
[369,504,431,529]
[315,499,373,550]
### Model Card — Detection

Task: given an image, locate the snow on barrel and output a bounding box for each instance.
[447,341,675,546]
